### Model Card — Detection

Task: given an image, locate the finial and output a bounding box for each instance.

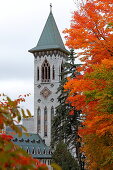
[50,3,52,12]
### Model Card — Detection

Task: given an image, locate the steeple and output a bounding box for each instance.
[29,10,69,54]
[27,8,69,146]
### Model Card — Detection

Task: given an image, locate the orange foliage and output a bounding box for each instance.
[64,0,113,169]
[0,94,48,169]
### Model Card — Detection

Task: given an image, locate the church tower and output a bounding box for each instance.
[29,8,69,146]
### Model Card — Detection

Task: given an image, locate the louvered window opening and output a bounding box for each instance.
[41,59,50,82]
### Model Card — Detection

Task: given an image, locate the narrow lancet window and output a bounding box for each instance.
[37,67,39,81]
[51,106,54,122]
[52,65,55,80]
[41,59,50,82]
[37,107,41,133]
[61,61,64,80]
[44,107,47,137]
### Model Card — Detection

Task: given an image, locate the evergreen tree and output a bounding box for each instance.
[52,49,83,168]
[52,142,79,170]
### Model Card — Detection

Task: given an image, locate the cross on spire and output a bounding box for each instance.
[50,3,52,12]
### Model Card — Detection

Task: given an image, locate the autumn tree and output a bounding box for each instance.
[63,0,113,169]
[0,94,48,169]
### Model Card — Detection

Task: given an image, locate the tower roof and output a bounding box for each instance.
[29,11,69,54]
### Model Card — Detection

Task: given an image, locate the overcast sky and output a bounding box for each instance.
[0,0,78,114]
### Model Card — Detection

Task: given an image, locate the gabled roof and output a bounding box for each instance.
[6,127,51,159]
[12,133,51,159]
[29,11,69,54]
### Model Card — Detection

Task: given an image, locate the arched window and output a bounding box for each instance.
[32,147,35,154]
[52,65,55,80]
[27,147,30,154]
[37,107,41,133]
[41,59,50,82]
[51,106,54,122]
[37,67,39,81]
[44,107,47,137]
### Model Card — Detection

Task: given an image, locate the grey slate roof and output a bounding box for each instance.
[6,127,51,159]
[29,11,69,54]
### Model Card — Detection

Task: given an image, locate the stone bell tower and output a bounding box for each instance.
[29,7,69,146]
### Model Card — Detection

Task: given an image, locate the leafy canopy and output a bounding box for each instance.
[64,0,113,169]
[0,94,48,169]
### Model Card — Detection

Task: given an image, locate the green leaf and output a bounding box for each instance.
[21,108,27,118]
[26,109,32,117]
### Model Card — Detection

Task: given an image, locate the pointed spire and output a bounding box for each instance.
[29,9,69,54]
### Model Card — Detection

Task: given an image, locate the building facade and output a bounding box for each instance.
[6,126,52,168]
[23,9,69,146]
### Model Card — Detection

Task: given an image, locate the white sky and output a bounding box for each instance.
[0,0,78,114]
